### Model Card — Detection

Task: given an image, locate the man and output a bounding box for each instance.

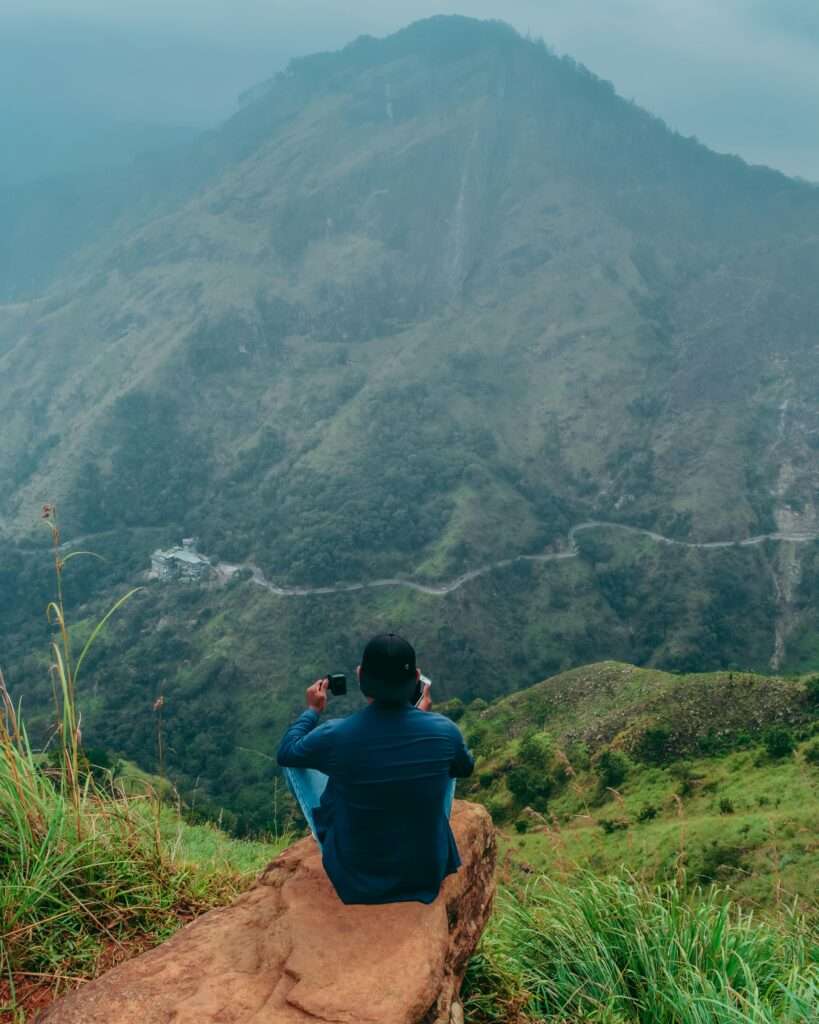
[277,633,474,905]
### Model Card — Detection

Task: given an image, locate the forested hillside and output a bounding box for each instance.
[2,16,819,828]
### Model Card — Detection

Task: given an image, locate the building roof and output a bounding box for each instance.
[154,547,210,565]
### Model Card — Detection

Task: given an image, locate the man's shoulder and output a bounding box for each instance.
[320,707,371,736]
[316,713,353,734]
[416,709,464,736]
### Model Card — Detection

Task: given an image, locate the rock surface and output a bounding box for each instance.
[38,801,495,1024]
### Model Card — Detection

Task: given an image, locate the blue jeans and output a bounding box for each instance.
[282,768,457,842]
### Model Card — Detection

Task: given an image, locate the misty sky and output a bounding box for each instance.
[4,1,819,182]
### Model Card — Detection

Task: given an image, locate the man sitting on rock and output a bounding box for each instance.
[277,633,474,905]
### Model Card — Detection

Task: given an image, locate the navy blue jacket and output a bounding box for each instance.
[277,703,474,905]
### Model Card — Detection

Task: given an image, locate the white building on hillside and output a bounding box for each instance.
[150,538,213,582]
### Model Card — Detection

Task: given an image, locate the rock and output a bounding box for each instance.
[38,801,495,1024]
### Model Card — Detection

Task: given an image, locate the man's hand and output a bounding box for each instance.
[306,678,329,714]
[417,680,432,712]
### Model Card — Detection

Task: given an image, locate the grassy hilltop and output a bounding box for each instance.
[451,662,819,910]
[457,661,819,1020]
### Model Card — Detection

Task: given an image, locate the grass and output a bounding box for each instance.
[0,672,284,1021]
[453,662,818,914]
[157,806,281,876]
[463,873,819,1023]
[495,744,819,913]
[0,509,285,1021]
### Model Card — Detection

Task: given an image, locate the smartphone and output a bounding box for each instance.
[414,673,431,707]
[326,673,347,696]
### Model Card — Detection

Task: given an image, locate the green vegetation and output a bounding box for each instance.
[0,533,816,1021]
[452,662,819,911]
[1,15,818,1021]
[0,688,281,1020]
[506,732,561,811]
[464,874,818,1023]
[0,517,284,1020]
[3,17,819,758]
[3,14,819,833]
[764,726,796,759]
[595,748,630,789]
[1,537,802,834]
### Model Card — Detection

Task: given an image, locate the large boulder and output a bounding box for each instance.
[38,801,495,1024]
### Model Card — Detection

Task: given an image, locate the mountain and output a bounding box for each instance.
[2,16,819,828]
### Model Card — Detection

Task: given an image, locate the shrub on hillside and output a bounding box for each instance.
[507,765,554,810]
[565,740,590,771]
[593,749,630,790]
[485,794,508,823]
[805,674,819,711]
[599,817,629,834]
[466,721,490,750]
[506,732,559,811]
[763,726,795,759]
[695,841,747,883]
[671,761,702,797]
[518,732,553,767]
[635,726,672,764]
[802,737,819,766]
[697,728,727,756]
[733,729,753,748]
[439,697,465,721]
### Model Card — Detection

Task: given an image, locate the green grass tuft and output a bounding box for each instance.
[0,674,286,1019]
[464,873,818,1023]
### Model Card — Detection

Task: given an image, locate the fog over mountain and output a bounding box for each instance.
[4,2,819,183]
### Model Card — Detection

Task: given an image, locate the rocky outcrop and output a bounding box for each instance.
[38,801,495,1024]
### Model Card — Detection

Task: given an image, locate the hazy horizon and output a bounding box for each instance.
[2,3,819,185]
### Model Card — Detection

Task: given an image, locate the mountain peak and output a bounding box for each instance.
[278,15,527,90]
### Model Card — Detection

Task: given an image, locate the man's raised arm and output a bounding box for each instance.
[276,678,332,770]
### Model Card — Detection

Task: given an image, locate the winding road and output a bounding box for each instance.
[216,520,819,599]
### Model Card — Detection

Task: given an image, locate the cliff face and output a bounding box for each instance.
[38,801,496,1024]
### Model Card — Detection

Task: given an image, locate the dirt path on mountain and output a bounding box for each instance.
[216,520,819,599]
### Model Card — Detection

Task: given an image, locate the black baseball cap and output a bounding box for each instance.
[360,633,417,702]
